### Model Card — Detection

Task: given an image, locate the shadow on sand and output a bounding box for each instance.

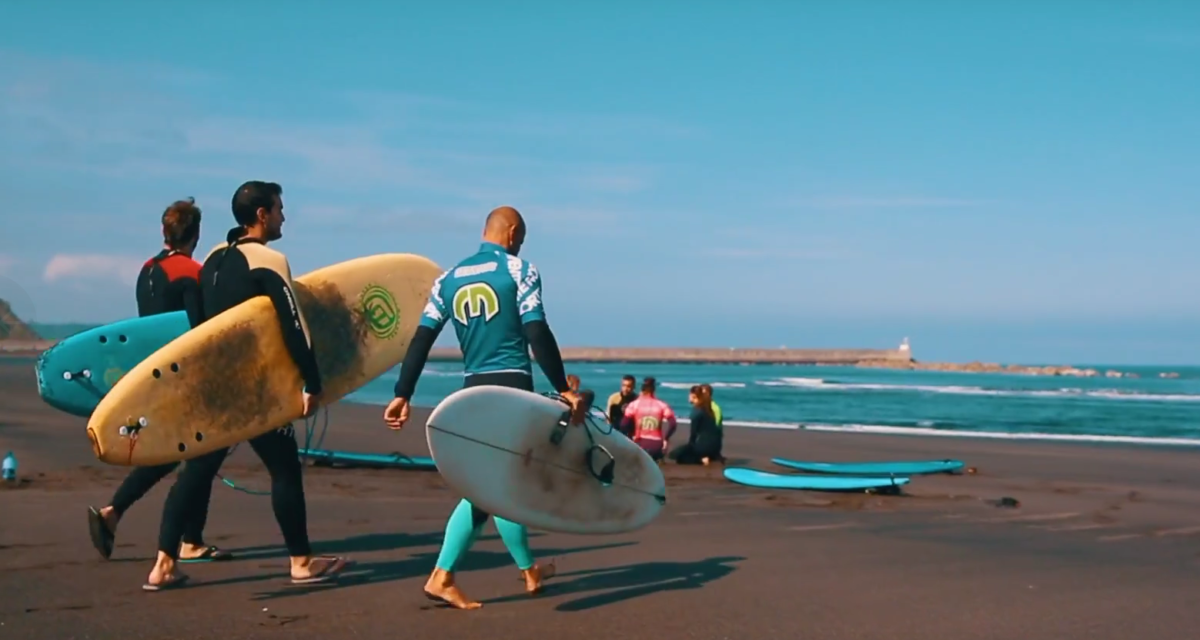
[229,530,544,560]
[243,540,640,602]
[483,555,745,612]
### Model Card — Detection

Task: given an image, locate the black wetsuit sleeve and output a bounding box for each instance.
[393,325,440,399]
[523,320,570,394]
[253,268,323,396]
[177,278,205,329]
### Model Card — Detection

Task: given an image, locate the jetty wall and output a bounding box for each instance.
[426,346,913,365]
[0,339,912,366]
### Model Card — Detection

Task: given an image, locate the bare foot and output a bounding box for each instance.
[520,561,557,595]
[144,552,188,591]
[424,569,481,610]
[99,506,120,533]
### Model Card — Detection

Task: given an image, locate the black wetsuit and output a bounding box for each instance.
[155,230,322,560]
[669,408,723,465]
[607,391,637,436]
[105,250,211,548]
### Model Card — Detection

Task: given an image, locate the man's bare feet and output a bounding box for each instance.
[520,561,557,595]
[143,551,188,591]
[424,568,481,609]
[99,506,120,532]
[289,555,348,584]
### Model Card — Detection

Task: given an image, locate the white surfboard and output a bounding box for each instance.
[425,385,667,535]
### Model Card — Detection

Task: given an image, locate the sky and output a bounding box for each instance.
[0,1,1198,364]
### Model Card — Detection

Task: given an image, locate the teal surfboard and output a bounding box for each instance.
[35,312,191,417]
[723,467,910,492]
[299,449,437,470]
[771,457,964,476]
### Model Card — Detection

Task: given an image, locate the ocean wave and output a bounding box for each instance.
[758,378,1200,403]
[660,381,747,390]
[800,423,1200,447]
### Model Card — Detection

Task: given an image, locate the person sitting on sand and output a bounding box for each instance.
[669,385,724,466]
[87,198,232,564]
[620,377,678,461]
[700,383,723,428]
[607,374,638,437]
[142,181,348,591]
[383,205,583,610]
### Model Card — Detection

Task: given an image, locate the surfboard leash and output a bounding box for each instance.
[216,405,331,496]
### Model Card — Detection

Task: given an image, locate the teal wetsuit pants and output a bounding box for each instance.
[435,371,536,572]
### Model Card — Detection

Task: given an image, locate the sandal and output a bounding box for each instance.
[178,546,233,564]
[142,573,190,592]
[290,556,348,585]
[87,507,115,560]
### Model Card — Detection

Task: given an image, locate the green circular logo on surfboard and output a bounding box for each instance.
[361,284,400,340]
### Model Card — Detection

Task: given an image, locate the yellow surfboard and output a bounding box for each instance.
[86,253,442,466]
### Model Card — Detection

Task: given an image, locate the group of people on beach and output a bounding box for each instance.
[83,181,650,609]
[569,373,727,467]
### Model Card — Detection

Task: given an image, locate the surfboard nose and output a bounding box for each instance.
[86,426,101,460]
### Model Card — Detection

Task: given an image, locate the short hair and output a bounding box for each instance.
[641,376,656,393]
[621,374,636,384]
[162,198,201,249]
[231,181,282,227]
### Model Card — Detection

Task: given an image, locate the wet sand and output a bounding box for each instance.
[1,359,1198,639]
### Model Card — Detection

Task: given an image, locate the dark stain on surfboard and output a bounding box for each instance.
[293,281,369,390]
[511,422,654,528]
[182,321,274,436]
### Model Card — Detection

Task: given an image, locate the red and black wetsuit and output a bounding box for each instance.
[97,249,215,560]
[134,250,204,325]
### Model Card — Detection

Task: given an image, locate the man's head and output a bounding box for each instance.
[481,206,526,256]
[567,374,580,393]
[620,375,635,396]
[161,198,202,256]
[641,376,656,396]
[231,181,285,242]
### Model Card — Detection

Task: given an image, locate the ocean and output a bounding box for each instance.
[346,362,1200,447]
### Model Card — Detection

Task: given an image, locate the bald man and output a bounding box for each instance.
[384,206,583,610]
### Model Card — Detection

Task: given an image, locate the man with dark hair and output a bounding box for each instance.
[383,205,583,610]
[607,374,638,436]
[87,198,231,564]
[142,180,347,591]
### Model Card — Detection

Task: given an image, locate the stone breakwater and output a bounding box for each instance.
[857,360,1178,379]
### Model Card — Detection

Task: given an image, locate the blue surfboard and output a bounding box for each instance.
[35,312,191,417]
[724,467,910,492]
[299,449,437,470]
[771,457,964,476]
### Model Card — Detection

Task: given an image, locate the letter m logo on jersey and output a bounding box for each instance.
[452,283,500,325]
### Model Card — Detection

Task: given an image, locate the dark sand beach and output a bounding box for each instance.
[2,359,1198,639]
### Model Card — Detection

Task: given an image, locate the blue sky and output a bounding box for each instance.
[1,2,1198,364]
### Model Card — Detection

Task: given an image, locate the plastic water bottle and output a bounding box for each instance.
[2,452,16,482]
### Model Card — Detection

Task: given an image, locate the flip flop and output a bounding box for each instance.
[178,546,233,564]
[87,507,115,560]
[142,573,190,592]
[290,556,348,585]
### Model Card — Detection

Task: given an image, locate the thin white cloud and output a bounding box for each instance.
[43,254,144,286]
[0,51,686,203]
[791,196,988,210]
[704,247,853,261]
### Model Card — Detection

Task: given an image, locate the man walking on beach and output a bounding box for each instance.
[87,198,232,564]
[383,205,584,610]
[142,180,347,591]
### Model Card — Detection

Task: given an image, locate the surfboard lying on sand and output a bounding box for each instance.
[299,448,436,470]
[86,253,442,467]
[724,467,910,492]
[425,385,667,535]
[36,312,193,417]
[771,457,964,476]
